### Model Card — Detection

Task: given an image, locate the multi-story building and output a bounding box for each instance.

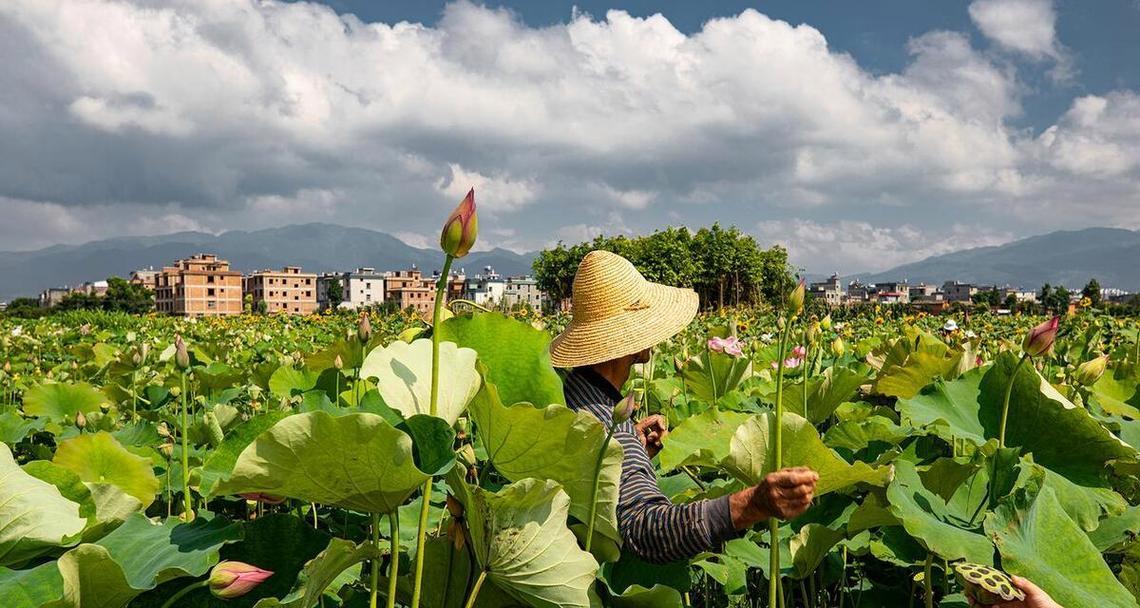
[943,281,978,303]
[153,254,243,316]
[846,281,871,303]
[464,267,507,308]
[129,267,158,288]
[809,274,844,307]
[72,280,109,298]
[39,287,71,308]
[244,266,317,315]
[909,283,940,301]
[317,268,387,310]
[873,281,910,305]
[503,276,544,310]
[385,267,436,316]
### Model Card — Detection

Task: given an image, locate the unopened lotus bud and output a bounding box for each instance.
[159,441,173,459]
[358,314,372,344]
[440,188,478,258]
[820,314,832,330]
[174,335,190,370]
[333,354,343,370]
[831,337,846,358]
[132,352,141,366]
[71,360,78,370]
[75,411,86,429]
[612,394,638,424]
[1075,354,1109,386]
[208,561,274,599]
[457,443,477,469]
[787,279,806,317]
[807,321,821,344]
[777,317,787,331]
[1022,316,1060,358]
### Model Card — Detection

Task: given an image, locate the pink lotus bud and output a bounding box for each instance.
[357,313,372,344]
[612,394,638,424]
[239,493,286,504]
[208,561,274,599]
[792,345,807,360]
[787,279,806,316]
[1022,316,1060,357]
[333,354,344,370]
[174,335,190,370]
[784,357,802,369]
[440,188,478,258]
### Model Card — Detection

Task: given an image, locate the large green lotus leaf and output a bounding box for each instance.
[268,367,321,399]
[451,476,598,608]
[438,312,565,408]
[23,460,142,540]
[56,544,138,608]
[873,330,956,399]
[608,584,684,607]
[200,412,291,497]
[849,490,901,533]
[790,523,845,579]
[467,382,623,552]
[824,416,909,452]
[53,431,159,508]
[215,412,429,513]
[408,535,519,608]
[1089,505,1140,552]
[679,350,753,404]
[1091,371,1140,419]
[22,382,107,421]
[979,352,1136,483]
[985,485,1136,608]
[1015,459,1126,532]
[0,411,43,444]
[885,460,993,563]
[96,513,242,590]
[658,409,751,472]
[0,560,65,608]
[0,443,86,566]
[253,538,378,608]
[360,338,480,425]
[723,412,893,495]
[896,367,987,445]
[784,366,869,424]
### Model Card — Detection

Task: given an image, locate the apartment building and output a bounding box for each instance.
[464,267,506,308]
[809,274,844,307]
[503,276,544,310]
[943,281,978,303]
[129,267,159,288]
[38,287,71,308]
[873,281,910,305]
[316,268,386,310]
[244,266,318,315]
[385,268,436,316]
[72,280,109,298]
[153,254,243,316]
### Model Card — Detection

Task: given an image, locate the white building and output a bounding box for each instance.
[317,268,387,310]
[464,267,507,308]
[809,274,844,307]
[503,276,545,310]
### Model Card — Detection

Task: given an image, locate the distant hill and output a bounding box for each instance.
[856,227,1140,291]
[0,223,536,301]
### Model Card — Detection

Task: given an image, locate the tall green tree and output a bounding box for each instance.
[326,277,344,310]
[103,277,153,313]
[1082,278,1102,307]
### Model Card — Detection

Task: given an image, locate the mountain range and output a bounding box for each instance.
[0,223,536,302]
[856,227,1140,291]
[3,224,1138,303]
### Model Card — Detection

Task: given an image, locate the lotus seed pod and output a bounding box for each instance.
[953,563,1024,605]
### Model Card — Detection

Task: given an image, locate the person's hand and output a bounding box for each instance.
[730,467,819,528]
[634,414,669,459]
[966,576,1062,608]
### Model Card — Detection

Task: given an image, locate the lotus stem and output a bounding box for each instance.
[387,510,400,608]
[585,420,618,553]
[410,254,454,608]
[464,570,488,608]
[998,353,1029,448]
[180,370,192,519]
[769,318,791,608]
[370,512,381,608]
[708,341,719,403]
[924,553,933,608]
[160,579,207,608]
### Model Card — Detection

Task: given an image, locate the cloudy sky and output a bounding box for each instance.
[2,0,1139,273]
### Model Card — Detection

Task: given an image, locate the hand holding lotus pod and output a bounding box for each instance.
[954,563,1024,605]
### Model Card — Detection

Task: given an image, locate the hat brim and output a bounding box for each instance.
[549,282,698,368]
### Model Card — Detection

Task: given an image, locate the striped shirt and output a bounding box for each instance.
[563,367,739,564]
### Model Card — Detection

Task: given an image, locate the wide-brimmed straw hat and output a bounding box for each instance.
[549,250,698,368]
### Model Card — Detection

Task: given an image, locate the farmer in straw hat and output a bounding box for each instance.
[551,250,820,563]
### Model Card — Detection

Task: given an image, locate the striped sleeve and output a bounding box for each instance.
[564,372,739,564]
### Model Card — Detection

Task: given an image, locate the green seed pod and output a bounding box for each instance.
[204,412,225,447]
[953,563,1024,605]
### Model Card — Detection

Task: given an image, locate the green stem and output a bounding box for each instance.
[838,545,848,608]
[998,354,1029,448]
[180,371,192,519]
[585,422,618,553]
[769,319,791,608]
[161,579,207,608]
[410,254,454,608]
[464,570,488,608]
[924,553,933,608]
[387,510,400,608]
[370,512,381,608]
[708,342,720,404]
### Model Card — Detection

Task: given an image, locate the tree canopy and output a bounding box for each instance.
[532,224,794,310]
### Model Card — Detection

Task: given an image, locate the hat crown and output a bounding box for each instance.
[571,251,650,322]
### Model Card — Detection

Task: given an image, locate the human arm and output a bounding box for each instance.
[968,576,1063,608]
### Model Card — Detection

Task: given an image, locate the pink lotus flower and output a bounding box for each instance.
[208,561,274,599]
[1023,316,1060,357]
[708,336,745,357]
[771,357,803,370]
[440,188,478,258]
[791,345,806,359]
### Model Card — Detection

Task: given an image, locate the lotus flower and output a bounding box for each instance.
[791,345,807,360]
[239,493,286,505]
[771,357,803,370]
[1022,316,1060,357]
[1075,354,1109,386]
[831,337,845,358]
[708,336,745,357]
[787,279,806,316]
[208,561,274,599]
[357,313,372,344]
[612,393,638,424]
[440,188,478,258]
[174,335,190,370]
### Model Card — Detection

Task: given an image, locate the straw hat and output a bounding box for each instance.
[549,250,698,368]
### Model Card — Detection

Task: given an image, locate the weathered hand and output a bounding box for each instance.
[634,414,669,459]
[753,467,819,520]
[967,576,1062,608]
